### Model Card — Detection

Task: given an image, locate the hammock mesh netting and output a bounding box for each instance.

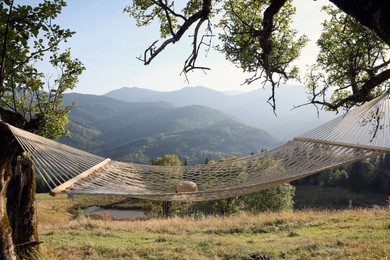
[6,91,390,201]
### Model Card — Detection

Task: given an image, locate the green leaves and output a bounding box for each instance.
[152,154,182,166]
[217,0,307,80]
[125,0,182,38]
[241,183,295,212]
[0,0,85,139]
[127,1,390,111]
[305,5,390,111]
[215,0,307,110]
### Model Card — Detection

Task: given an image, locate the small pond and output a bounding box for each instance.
[84,206,148,220]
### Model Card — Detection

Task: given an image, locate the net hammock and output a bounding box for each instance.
[5,91,390,201]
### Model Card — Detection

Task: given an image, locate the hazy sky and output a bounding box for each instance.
[47,0,328,95]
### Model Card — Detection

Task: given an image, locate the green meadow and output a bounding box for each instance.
[36,194,390,259]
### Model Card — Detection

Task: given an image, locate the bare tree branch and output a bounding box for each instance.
[182,19,214,75]
[140,0,212,67]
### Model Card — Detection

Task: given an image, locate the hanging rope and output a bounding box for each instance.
[296,92,390,152]
[7,124,106,190]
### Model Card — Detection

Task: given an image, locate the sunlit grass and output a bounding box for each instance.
[36,194,390,259]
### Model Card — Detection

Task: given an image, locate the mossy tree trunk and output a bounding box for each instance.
[7,158,39,258]
[0,163,17,260]
[0,123,18,260]
[0,122,39,259]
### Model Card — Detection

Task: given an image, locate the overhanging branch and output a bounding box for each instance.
[260,0,288,112]
[139,0,212,68]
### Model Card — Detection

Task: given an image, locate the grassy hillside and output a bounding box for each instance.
[36,194,390,259]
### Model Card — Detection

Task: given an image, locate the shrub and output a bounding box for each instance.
[72,207,85,220]
[195,197,243,216]
[241,183,295,212]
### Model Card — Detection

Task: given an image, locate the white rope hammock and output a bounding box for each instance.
[6,91,390,201]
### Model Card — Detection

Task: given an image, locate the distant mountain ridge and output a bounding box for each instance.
[61,93,279,163]
[103,85,336,140]
[105,86,231,109]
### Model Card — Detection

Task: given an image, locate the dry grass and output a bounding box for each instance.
[36,194,390,259]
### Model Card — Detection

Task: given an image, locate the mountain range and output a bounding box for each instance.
[61,92,279,164]
[61,85,337,164]
[104,85,336,140]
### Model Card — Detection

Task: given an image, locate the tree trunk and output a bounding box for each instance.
[7,158,39,259]
[162,201,171,218]
[0,123,18,260]
[0,164,16,260]
[1,121,40,259]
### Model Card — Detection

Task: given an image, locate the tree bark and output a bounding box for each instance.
[0,123,18,260]
[7,158,39,259]
[1,121,40,259]
[162,201,171,218]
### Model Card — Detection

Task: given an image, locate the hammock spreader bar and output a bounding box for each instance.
[49,158,111,196]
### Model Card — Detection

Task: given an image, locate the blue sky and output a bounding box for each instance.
[48,0,327,95]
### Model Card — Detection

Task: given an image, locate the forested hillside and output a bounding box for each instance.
[295,155,390,198]
[60,93,278,163]
[115,119,276,164]
[104,85,336,139]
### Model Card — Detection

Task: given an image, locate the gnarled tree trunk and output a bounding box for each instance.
[0,123,18,260]
[1,122,39,259]
[7,158,39,258]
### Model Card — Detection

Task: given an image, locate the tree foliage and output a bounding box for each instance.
[152,154,182,166]
[0,0,85,137]
[127,0,390,111]
[296,156,390,195]
[305,6,390,112]
[241,183,295,212]
[0,1,84,258]
[193,183,295,216]
[196,156,295,215]
[146,155,295,216]
[150,154,181,217]
[217,0,307,110]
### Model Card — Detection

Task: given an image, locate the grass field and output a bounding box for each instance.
[35,193,390,259]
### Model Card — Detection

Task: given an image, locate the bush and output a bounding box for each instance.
[72,207,85,220]
[347,160,376,192]
[241,183,295,212]
[327,169,348,187]
[194,197,243,216]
